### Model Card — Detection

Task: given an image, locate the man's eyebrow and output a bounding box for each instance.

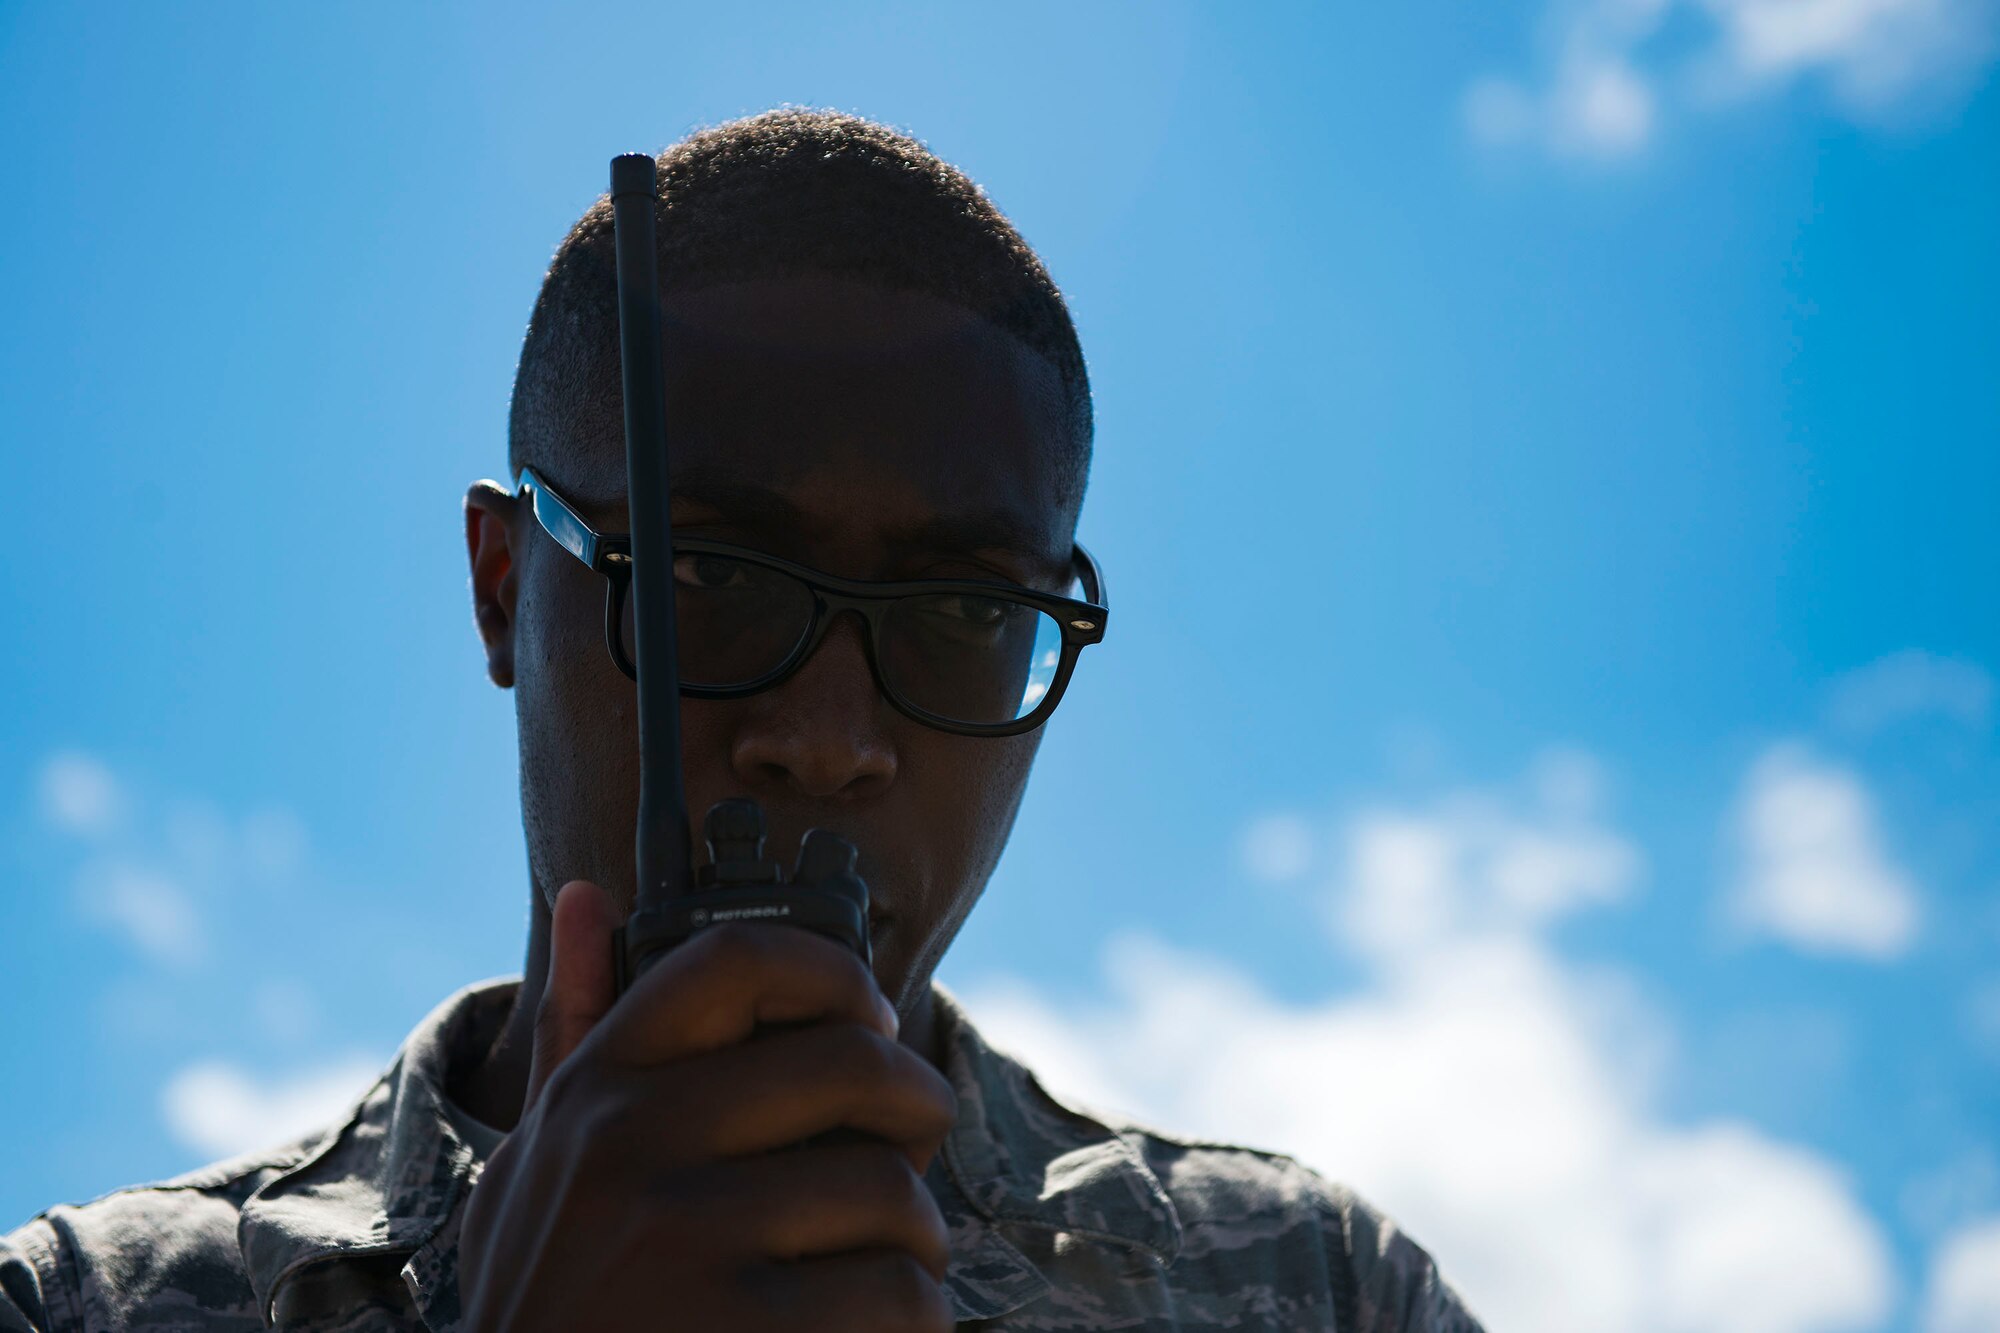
[596,470,1066,577]
[887,512,1060,565]
[666,474,815,534]
[554,473,806,532]
[673,473,1055,556]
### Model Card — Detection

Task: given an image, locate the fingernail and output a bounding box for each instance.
[878,993,900,1034]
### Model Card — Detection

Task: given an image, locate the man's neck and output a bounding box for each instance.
[447,893,551,1132]
[450,895,944,1132]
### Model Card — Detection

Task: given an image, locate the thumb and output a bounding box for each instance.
[524,878,619,1112]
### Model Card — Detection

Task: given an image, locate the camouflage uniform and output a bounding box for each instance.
[0,980,1483,1332]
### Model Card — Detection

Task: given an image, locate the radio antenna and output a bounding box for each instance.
[609,152,692,914]
[606,152,869,995]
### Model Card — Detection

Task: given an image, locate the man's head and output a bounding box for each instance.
[467,111,1094,1018]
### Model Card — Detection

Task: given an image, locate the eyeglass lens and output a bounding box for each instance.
[620,551,1067,726]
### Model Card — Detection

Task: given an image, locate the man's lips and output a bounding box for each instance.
[728,818,899,941]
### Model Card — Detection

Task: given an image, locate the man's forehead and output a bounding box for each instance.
[555,274,1076,560]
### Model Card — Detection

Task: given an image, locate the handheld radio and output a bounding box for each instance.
[604,152,872,995]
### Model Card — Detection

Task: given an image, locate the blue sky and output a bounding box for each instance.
[3,3,1997,1330]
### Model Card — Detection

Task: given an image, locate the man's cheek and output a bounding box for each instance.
[672,710,741,819]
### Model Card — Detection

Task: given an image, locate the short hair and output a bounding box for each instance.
[508,109,1092,507]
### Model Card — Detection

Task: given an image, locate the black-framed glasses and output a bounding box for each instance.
[514,467,1108,737]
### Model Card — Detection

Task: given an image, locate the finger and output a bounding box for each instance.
[603,922,897,1067]
[657,1023,957,1165]
[751,1249,953,1333]
[669,1143,950,1279]
[525,879,619,1111]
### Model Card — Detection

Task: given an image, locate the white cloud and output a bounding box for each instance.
[22,753,394,1171]
[30,751,326,973]
[1239,812,1316,882]
[38,751,122,837]
[1729,744,1920,960]
[75,861,204,967]
[160,1055,383,1160]
[962,763,1895,1333]
[1698,0,1995,104]
[1827,651,1994,735]
[1923,1214,2000,1333]
[1468,55,1659,158]
[1334,794,1636,960]
[1468,0,1997,157]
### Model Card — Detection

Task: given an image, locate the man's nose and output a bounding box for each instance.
[728,612,899,800]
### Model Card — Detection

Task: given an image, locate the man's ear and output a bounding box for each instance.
[466,481,520,689]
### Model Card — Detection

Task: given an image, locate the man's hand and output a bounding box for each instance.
[458,880,958,1332]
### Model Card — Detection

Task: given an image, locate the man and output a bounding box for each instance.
[2,111,1483,1332]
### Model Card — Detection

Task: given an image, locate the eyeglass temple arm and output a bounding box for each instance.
[517,466,604,570]
[1074,542,1108,617]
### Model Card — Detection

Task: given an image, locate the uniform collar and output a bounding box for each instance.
[234,978,1180,1329]
[236,979,505,1329]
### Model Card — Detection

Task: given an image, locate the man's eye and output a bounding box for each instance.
[929,595,1008,627]
[674,553,751,590]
